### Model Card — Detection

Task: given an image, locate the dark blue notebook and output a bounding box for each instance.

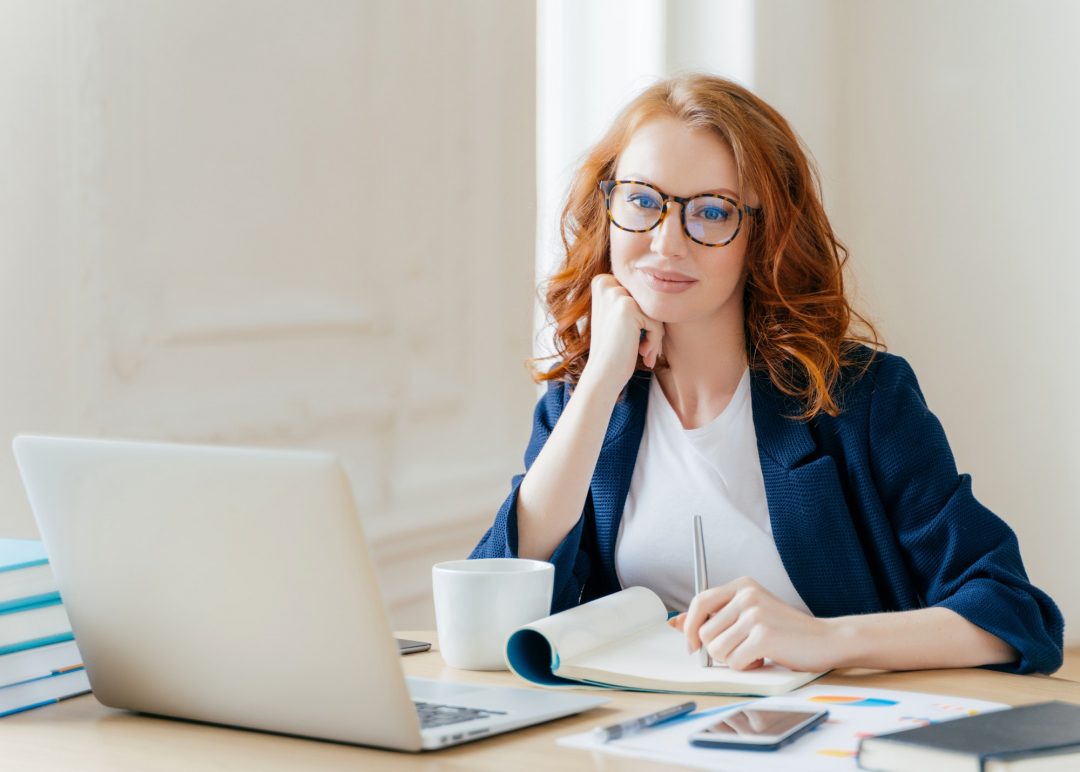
[857,700,1080,771]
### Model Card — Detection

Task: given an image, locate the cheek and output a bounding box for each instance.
[608,229,645,278]
[704,242,749,286]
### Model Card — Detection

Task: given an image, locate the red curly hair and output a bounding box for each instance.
[535,74,882,420]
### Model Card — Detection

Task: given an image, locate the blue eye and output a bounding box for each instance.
[698,206,729,222]
[627,193,662,210]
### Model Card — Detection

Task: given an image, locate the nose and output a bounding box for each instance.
[650,200,690,259]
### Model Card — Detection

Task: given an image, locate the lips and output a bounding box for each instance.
[638,267,697,294]
[642,267,695,282]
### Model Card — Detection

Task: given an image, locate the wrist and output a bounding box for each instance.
[575,365,626,406]
[825,616,865,669]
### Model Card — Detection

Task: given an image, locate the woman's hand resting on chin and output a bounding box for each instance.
[580,274,665,396]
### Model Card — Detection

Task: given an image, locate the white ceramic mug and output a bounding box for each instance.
[432,558,554,670]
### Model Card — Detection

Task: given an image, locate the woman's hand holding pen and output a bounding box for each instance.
[668,576,837,673]
[580,274,664,396]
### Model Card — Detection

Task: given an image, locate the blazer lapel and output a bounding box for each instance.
[589,370,650,593]
[750,370,882,618]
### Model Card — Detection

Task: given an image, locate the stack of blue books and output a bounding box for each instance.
[0,539,89,717]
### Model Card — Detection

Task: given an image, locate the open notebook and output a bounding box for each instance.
[505,586,826,696]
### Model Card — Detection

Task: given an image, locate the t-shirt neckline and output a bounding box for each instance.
[650,366,751,438]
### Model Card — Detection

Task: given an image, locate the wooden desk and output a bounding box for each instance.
[3,632,1078,771]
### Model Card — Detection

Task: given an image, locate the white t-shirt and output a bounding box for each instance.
[614,368,810,614]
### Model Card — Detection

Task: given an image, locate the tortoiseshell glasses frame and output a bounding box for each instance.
[598,179,761,247]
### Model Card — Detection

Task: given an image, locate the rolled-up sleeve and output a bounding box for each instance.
[868,356,1064,674]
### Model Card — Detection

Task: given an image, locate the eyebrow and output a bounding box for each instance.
[616,173,739,199]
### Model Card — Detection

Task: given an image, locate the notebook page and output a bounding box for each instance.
[563,622,816,689]
[522,586,666,663]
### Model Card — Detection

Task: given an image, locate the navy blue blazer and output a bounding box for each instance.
[470,350,1064,674]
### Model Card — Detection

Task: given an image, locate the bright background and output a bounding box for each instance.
[2,0,1076,639]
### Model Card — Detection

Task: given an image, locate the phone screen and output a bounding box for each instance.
[701,708,822,737]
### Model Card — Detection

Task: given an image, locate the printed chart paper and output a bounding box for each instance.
[558,685,1008,771]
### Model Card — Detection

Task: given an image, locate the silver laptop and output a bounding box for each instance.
[12,435,606,751]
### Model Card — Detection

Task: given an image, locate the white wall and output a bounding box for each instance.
[755,0,1080,642]
[0,0,537,628]
[4,0,1074,642]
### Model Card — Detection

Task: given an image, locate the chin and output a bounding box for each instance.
[630,290,699,325]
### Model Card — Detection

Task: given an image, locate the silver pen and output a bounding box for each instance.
[692,514,712,667]
[592,701,697,742]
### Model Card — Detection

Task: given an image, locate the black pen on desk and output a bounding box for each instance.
[592,701,697,743]
[692,514,712,667]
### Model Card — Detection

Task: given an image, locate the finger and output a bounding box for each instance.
[706,615,753,664]
[668,613,686,630]
[639,327,659,368]
[725,630,766,672]
[684,581,740,653]
[639,331,657,363]
[696,596,743,645]
[591,273,620,294]
[591,275,629,314]
[638,318,664,360]
[643,323,660,367]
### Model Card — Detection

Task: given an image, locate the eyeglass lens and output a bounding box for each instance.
[607,181,740,245]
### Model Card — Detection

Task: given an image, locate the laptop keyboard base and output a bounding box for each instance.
[414,700,507,729]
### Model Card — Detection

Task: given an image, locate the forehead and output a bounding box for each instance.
[614,116,739,197]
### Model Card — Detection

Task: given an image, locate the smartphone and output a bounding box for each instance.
[689,706,829,751]
[396,637,432,655]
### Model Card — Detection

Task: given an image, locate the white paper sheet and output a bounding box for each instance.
[558,684,1008,771]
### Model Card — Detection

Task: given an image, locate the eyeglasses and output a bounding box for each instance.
[598,179,760,247]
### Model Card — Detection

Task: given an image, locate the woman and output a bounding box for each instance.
[470,74,1062,675]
